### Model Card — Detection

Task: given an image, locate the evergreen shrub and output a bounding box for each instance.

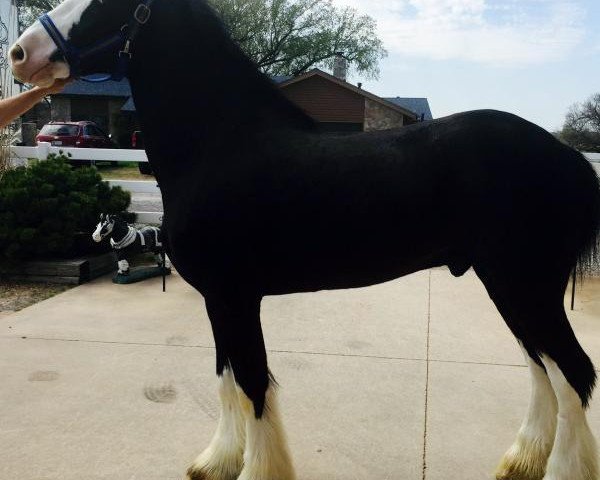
[0,153,131,261]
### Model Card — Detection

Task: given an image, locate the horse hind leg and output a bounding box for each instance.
[476,266,598,480]
[496,345,558,480]
[541,355,598,480]
[539,327,598,480]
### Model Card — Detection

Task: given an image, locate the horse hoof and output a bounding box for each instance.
[186,467,206,480]
[186,466,236,480]
[495,455,546,480]
[186,466,207,480]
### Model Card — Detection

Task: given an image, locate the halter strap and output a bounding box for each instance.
[110,227,138,250]
[39,0,154,83]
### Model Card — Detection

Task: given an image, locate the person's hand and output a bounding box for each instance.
[38,77,72,95]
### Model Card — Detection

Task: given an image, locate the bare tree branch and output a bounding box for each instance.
[559,93,600,152]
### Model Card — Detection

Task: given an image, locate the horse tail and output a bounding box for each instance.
[575,153,600,278]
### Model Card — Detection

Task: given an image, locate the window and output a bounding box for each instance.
[40,124,79,136]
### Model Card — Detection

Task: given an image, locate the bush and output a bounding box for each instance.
[0,153,131,261]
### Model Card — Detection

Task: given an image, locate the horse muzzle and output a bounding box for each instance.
[10,20,69,86]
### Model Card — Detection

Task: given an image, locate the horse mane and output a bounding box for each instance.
[182,0,317,132]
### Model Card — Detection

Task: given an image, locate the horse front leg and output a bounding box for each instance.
[187,292,295,480]
[187,367,245,480]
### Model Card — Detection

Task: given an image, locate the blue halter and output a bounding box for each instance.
[39,1,154,83]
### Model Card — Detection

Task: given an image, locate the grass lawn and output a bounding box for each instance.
[95,162,155,181]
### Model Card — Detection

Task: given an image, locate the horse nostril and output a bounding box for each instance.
[10,44,26,64]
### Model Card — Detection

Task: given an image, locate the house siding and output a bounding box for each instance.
[281,75,364,124]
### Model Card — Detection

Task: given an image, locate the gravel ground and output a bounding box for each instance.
[0,281,73,314]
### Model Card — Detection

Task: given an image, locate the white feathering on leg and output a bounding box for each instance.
[541,356,598,480]
[236,383,296,480]
[188,369,245,480]
[496,345,557,480]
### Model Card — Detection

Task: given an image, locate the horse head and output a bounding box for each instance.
[92,213,118,243]
[9,0,141,87]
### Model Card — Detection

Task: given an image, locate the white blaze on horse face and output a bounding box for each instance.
[495,346,558,480]
[541,355,598,480]
[10,0,94,86]
[236,384,296,480]
[187,369,246,480]
[92,217,113,242]
[92,221,104,242]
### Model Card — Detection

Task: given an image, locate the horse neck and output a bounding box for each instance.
[128,0,315,181]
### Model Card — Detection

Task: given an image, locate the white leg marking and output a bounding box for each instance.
[188,369,245,480]
[237,383,296,480]
[117,259,129,274]
[541,356,599,480]
[496,346,557,480]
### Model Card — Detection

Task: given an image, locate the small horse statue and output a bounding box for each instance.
[92,213,170,275]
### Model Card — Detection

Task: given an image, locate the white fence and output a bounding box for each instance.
[8,143,600,225]
[10,143,162,224]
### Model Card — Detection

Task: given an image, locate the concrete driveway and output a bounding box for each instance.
[1,269,599,480]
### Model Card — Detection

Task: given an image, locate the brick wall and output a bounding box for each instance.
[364,98,405,131]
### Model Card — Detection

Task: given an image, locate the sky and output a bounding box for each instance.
[331,0,600,132]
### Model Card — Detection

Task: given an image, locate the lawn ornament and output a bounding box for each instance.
[92,213,170,288]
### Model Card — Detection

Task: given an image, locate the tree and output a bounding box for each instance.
[210,0,386,78]
[16,0,58,32]
[18,0,387,78]
[558,93,600,152]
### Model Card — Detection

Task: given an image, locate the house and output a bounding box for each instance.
[277,68,432,133]
[42,79,137,146]
[24,64,431,144]
[384,97,433,122]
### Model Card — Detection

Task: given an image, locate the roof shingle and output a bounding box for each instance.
[384,97,433,121]
[58,79,132,97]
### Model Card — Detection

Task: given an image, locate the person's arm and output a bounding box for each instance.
[0,78,71,129]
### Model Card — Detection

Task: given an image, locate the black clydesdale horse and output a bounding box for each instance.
[11,1,600,479]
